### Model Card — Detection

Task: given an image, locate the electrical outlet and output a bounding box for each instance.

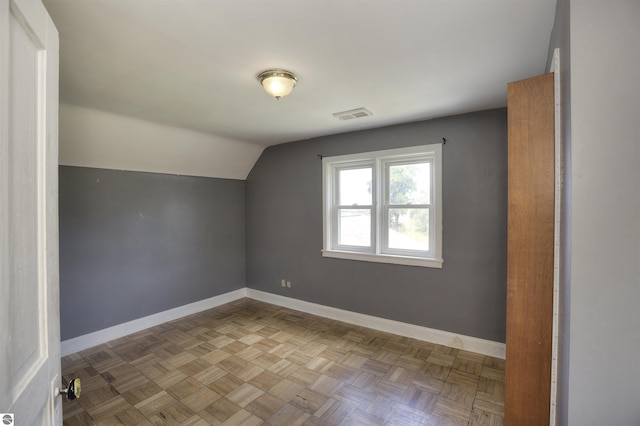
[286,281,291,288]
[281,279,286,288]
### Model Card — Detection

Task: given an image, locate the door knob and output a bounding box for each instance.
[58,378,81,400]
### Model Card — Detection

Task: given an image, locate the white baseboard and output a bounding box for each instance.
[61,288,505,360]
[60,289,247,356]
[246,289,505,359]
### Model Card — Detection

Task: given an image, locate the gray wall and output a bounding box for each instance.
[59,166,246,340]
[246,109,508,343]
[561,1,640,424]
[546,0,572,424]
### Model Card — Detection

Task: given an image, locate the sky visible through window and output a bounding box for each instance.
[339,168,372,206]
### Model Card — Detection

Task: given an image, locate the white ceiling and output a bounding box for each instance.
[43,0,557,149]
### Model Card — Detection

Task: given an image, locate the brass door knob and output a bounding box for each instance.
[59,378,81,400]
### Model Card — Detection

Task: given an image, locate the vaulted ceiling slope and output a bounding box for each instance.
[44,0,556,179]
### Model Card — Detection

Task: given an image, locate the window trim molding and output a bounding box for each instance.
[322,143,443,269]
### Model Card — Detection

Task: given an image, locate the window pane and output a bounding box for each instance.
[338,209,371,246]
[339,168,372,205]
[388,208,429,251]
[389,162,430,205]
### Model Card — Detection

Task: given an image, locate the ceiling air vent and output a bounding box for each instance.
[332,107,373,121]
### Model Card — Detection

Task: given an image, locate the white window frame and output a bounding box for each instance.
[322,144,443,268]
[331,160,376,254]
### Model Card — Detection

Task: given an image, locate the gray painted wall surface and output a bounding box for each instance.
[246,109,508,343]
[564,1,640,424]
[59,166,246,340]
[546,0,571,424]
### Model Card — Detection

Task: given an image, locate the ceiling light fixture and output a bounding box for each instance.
[258,69,297,100]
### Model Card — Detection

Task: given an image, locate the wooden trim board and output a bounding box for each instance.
[506,72,555,425]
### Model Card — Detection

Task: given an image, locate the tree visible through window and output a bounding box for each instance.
[387,161,430,251]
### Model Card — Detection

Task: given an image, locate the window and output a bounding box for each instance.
[323,144,443,268]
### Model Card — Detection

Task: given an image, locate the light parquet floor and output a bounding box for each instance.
[62,298,504,426]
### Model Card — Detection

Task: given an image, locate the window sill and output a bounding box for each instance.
[322,250,443,269]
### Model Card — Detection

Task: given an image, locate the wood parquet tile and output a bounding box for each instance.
[62,298,504,425]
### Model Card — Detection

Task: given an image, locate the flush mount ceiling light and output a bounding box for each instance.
[258,69,297,100]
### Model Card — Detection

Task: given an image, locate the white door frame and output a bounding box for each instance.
[549,47,562,426]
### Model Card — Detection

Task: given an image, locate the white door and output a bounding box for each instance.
[0,0,61,424]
